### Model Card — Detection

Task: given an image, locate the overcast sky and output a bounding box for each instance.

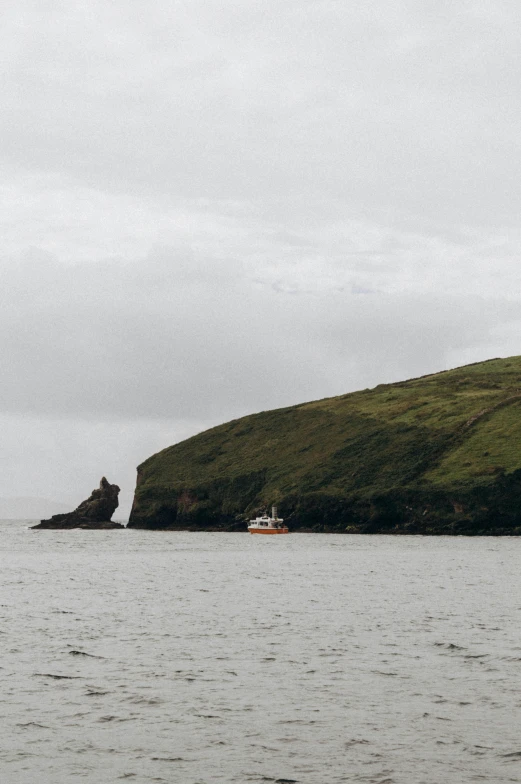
[2,0,521,517]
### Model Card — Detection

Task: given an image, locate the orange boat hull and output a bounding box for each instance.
[249,528,289,534]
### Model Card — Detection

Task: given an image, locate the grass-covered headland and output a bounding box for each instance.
[128,356,521,534]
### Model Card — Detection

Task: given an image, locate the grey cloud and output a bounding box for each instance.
[2,1,521,227]
[0,249,518,424]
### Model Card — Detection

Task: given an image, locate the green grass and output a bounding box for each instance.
[425,400,521,485]
[128,355,521,533]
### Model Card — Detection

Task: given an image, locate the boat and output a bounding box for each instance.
[247,506,289,534]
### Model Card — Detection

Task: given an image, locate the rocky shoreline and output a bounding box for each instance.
[31,472,521,537]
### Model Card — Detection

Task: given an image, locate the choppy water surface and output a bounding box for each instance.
[2,524,521,783]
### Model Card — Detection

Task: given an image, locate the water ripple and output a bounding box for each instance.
[1,523,521,783]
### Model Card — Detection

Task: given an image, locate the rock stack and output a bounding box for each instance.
[32,477,124,529]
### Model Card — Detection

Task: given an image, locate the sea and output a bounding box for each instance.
[2,520,521,784]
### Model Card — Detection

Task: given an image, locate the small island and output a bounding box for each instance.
[32,477,124,529]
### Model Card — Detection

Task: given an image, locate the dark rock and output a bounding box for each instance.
[32,477,124,529]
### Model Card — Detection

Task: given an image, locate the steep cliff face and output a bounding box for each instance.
[127,356,521,534]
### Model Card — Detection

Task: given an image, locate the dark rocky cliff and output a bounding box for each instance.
[127,356,521,535]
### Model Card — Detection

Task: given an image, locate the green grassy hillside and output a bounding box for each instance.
[128,356,521,534]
